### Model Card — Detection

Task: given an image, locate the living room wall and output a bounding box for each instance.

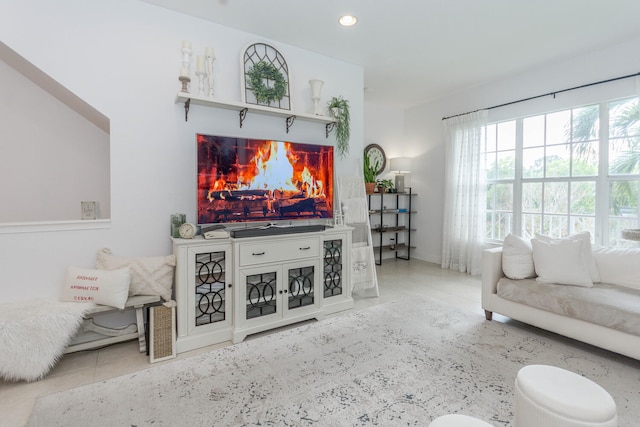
[364,104,406,171]
[0,55,110,222]
[403,34,640,265]
[0,0,364,303]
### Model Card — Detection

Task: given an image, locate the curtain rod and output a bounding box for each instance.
[441,71,640,121]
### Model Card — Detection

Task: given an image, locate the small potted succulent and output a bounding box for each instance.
[376,179,394,194]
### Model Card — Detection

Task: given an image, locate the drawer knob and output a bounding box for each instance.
[299,246,311,250]
[252,251,265,256]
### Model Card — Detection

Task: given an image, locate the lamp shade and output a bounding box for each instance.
[389,157,411,173]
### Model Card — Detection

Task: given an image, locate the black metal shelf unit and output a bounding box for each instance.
[367,188,416,265]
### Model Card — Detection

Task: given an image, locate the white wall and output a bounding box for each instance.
[0,59,110,222]
[0,0,363,303]
[364,103,406,168]
[404,35,640,264]
[363,103,408,259]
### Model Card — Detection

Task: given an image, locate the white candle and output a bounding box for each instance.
[205,47,214,58]
[180,67,189,77]
[196,56,205,73]
[182,40,191,50]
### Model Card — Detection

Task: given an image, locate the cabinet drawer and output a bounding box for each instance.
[239,237,319,267]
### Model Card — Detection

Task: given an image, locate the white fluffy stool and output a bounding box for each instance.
[429,414,494,426]
[515,365,617,427]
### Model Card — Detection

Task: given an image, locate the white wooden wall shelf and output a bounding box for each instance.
[175,92,337,137]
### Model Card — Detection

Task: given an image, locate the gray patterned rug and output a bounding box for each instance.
[28,298,640,426]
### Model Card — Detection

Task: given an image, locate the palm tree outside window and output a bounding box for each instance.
[483,95,639,247]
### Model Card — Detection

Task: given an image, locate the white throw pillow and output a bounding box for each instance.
[96,248,176,301]
[61,267,131,309]
[535,232,600,283]
[531,238,593,287]
[593,246,640,290]
[502,234,536,279]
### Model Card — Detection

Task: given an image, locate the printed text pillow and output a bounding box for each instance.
[60,267,131,309]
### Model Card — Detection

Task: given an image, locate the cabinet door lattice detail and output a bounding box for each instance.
[323,239,343,298]
[246,271,277,319]
[194,251,227,326]
[288,266,315,310]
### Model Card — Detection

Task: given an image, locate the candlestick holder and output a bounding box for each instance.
[196,70,206,96]
[179,76,191,93]
[181,44,191,74]
[206,53,215,97]
[179,41,192,93]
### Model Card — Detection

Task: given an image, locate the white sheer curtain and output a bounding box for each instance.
[441,110,488,275]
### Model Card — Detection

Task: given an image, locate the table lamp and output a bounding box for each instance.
[389,157,411,193]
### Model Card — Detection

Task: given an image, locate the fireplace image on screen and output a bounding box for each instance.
[197,135,334,225]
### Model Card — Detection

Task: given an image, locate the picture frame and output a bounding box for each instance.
[81,201,97,220]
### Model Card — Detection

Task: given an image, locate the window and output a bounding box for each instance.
[484,121,515,241]
[608,97,640,246]
[484,96,639,247]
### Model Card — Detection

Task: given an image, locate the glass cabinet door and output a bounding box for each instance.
[186,247,232,335]
[194,251,227,326]
[287,265,315,310]
[240,261,320,325]
[323,239,343,299]
[245,270,278,320]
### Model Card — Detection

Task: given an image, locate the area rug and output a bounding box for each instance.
[0,298,94,382]
[28,298,640,426]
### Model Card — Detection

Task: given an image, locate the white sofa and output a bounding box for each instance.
[482,237,640,361]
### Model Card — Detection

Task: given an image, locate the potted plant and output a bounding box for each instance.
[364,155,379,194]
[376,179,394,194]
[327,96,350,157]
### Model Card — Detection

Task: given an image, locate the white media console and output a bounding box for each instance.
[172,226,353,353]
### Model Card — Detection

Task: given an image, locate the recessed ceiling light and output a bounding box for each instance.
[339,15,357,27]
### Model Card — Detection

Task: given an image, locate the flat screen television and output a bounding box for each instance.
[197,134,334,226]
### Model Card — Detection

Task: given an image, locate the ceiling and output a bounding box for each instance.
[142,0,640,109]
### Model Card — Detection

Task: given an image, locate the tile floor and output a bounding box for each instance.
[0,259,490,427]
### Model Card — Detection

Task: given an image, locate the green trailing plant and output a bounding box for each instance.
[364,155,379,183]
[327,96,351,157]
[248,61,287,105]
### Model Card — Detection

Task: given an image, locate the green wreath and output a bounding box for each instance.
[248,61,287,104]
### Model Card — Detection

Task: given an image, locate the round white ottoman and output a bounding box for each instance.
[429,414,494,426]
[515,365,617,427]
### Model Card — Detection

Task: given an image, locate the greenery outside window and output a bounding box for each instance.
[483,96,639,247]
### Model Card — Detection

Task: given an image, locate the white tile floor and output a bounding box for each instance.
[0,259,487,427]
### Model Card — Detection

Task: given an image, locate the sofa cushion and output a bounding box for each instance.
[497,277,640,337]
[531,238,593,287]
[593,246,640,291]
[535,232,600,283]
[502,234,536,280]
